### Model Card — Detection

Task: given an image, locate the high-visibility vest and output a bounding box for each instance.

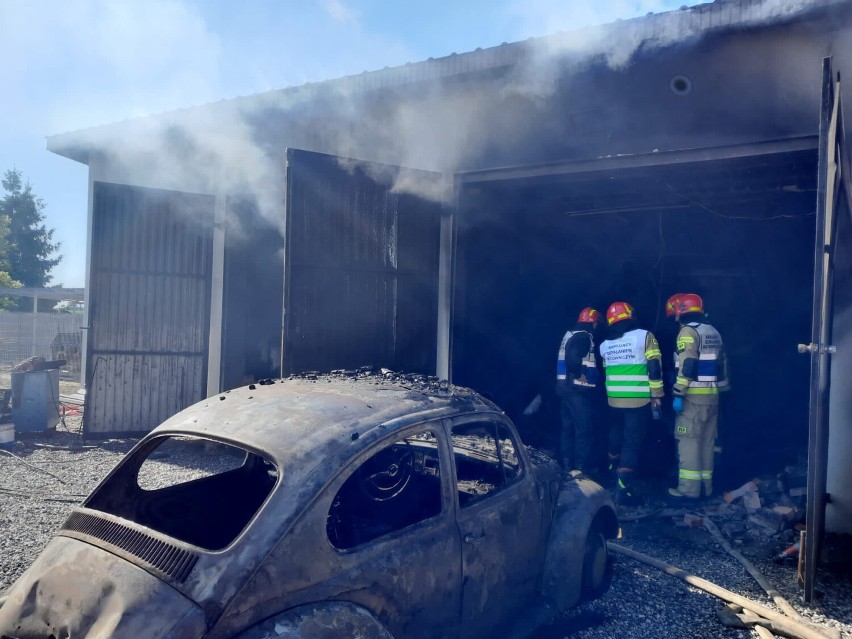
[677,322,724,395]
[600,329,653,399]
[556,330,599,388]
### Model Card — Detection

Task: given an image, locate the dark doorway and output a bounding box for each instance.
[453,146,818,490]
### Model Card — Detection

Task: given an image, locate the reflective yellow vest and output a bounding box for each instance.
[600,329,660,399]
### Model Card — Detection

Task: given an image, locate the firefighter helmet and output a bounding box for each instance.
[665,294,684,318]
[577,307,601,325]
[675,293,704,318]
[606,301,635,326]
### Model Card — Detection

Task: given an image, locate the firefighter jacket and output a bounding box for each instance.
[673,321,729,404]
[556,329,599,393]
[600,328,664,408]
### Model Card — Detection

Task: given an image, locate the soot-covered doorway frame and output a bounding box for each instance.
[451,138,819,482]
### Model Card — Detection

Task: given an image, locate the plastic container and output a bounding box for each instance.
[11,369,60,433]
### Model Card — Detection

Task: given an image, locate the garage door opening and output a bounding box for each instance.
[453,143,818,491]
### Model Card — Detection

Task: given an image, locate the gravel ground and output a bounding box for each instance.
[533,516,852,639]
[1,417,850,639]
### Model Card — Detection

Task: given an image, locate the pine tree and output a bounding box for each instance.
[0,169,61,287]
[0,199,23,309]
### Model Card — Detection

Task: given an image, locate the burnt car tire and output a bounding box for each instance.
[581,518,612,600]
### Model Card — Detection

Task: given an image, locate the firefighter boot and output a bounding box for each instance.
[605,455,619,490]
[616,470,642,507]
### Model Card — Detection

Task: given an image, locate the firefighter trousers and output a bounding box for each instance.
[608,405,648,471]
[674,399,718,498]
[559,391,597,472]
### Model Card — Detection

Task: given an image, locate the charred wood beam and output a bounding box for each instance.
[703,517,803,622]
[608,543,840,639]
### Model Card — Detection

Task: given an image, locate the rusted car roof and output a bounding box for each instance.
[152,372,501,484]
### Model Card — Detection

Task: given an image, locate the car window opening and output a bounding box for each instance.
[452,421,523,508]
[85,435,279,551]
[327,431,442,550]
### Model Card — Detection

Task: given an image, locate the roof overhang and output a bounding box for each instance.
[44,0,848,166]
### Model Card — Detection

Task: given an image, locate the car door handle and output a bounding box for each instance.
[464,532,486,544]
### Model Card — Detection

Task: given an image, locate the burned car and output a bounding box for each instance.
[0,373,617,639]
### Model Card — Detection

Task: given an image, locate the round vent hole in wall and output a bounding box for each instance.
[670,75,693,95]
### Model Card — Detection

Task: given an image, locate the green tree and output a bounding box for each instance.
[0,169,62,287]
[0,212,10,271]
[0,213,23,309]
[0,270,23,310]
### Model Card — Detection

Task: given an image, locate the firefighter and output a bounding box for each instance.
[668,293,729,500]
[662,293,685,391]
[664,294,683,319]
[599,302,664,506]
[555,307,602,475]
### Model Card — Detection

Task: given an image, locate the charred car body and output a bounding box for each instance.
[0,373,617,638]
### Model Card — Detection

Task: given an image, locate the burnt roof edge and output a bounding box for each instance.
[45,0,849,164]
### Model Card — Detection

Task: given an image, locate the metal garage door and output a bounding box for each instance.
[802,56,850,602]
[282,149,442,376]
[85,182,214,436]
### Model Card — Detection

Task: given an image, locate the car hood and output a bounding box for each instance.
[0,537,207,639]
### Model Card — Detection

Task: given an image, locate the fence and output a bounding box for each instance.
[0,312,84,377]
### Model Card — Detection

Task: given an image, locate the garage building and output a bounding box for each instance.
[47,0,852,597]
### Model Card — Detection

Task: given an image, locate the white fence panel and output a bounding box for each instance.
[0,313,84,374]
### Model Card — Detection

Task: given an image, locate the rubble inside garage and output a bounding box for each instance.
[621,456,852,579]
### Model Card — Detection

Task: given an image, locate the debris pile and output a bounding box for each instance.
[700,465,808,557]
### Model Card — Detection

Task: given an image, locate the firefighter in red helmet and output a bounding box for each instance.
[599,302,664,506]
[555,307,603,475]
[668,293,730,500]
[662,293,686,391]
[665,294,684,319]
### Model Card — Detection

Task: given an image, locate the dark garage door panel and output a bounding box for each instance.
[284,149,441,376]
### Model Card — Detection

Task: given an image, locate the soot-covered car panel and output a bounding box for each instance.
[0,373,617,639]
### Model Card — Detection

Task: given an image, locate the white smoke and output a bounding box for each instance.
[25,0,833,233]
[507,0,823,70]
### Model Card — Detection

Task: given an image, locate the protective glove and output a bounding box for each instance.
[672,396,684,414]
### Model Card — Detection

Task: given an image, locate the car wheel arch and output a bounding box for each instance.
[540,480,618,611]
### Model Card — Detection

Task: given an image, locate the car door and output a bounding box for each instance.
[209,424,463,639]
[447,415,549,638]
[312,424,463,639]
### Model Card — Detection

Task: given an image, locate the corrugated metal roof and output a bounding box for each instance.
[47,0,849,159]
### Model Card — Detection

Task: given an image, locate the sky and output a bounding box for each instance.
[0,0,688,288]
